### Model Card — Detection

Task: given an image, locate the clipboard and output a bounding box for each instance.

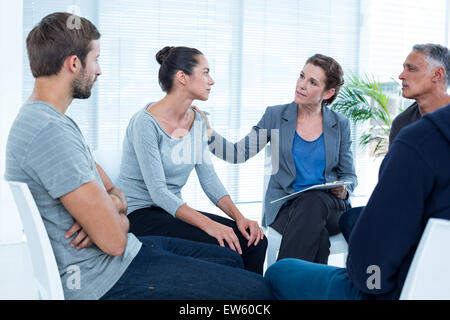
[270,181,353,204]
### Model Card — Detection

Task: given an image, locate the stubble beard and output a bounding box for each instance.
[72,68,95,99]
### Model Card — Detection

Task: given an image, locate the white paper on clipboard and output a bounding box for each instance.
[270,181,353,204]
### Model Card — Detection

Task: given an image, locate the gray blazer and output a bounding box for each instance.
[208,101,357,227]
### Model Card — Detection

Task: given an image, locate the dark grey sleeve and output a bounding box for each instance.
[207,109,271,164]
[336,118,358,194]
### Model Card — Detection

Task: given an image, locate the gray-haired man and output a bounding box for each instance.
[389,43,450,145]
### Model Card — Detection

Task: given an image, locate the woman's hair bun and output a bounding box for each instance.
[156,46,175,65]
[156,46,203,92]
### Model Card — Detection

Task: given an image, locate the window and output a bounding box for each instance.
[359,0,449,82]
[353,0,450,201]
[21,0,450,222]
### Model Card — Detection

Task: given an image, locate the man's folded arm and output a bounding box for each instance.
[60,180,129,257]
[95,163,128,215]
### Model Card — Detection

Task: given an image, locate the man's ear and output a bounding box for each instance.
[431,66,446,84]
[64,55,82,74]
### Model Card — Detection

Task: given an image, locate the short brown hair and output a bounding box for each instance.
[26,12,101,78]
[306,54,344,105]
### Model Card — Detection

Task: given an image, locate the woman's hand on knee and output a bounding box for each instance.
[236,217,265,248]
[204,221,242,255]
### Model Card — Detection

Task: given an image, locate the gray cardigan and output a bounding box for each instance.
[117,106,229,216]
[208,101,357,227]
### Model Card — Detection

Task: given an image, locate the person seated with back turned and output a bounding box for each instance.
[4,12,273,300]
[196,54,357,264]
[339,43,450,242]
[117,46,267,275]
[265,89,450,300]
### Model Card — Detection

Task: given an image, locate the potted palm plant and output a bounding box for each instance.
[331,74,401,157]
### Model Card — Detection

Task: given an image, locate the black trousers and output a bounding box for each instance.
[270,190,350,264]
[128,207,268,275]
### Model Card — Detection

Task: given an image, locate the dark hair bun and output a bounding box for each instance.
[156,46,203,92]
[156,46,175,65]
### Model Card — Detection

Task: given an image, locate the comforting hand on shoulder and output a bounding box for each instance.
[191,106,213,139]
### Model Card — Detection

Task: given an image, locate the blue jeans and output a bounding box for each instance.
[100,236,274,300]
[265,258,368,300]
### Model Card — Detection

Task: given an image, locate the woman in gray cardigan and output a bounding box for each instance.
[198,54,357,264]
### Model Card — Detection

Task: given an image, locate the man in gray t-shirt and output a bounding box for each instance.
[5,100,141,299]
[5,12,141,299]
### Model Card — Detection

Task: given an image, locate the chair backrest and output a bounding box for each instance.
[94,149,123,185]
[400,218,450,300]
[8,181,64,300]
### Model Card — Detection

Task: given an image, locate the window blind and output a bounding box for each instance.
[22,0,359,221]
[353,0,449,200]
[95,0,245,214]
[22,0,450,222]
[236,0,360,214]
[359,0,448,82]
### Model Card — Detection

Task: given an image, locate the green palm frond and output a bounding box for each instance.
[331,74,400,157]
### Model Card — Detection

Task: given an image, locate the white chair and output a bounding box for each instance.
[263,145,348,268]
[400,218,450,300]
[8,181,64,300]
[265,227,348,268]
[94,149,122,184]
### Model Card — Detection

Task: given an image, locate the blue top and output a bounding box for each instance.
[291,131,326,192]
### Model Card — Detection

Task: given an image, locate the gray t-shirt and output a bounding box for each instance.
[117,105,229,216]
[5,101,142,300]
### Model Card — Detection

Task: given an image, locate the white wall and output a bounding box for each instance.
[0,0,25,243]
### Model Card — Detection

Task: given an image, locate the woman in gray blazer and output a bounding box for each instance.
[197,54,357,264]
